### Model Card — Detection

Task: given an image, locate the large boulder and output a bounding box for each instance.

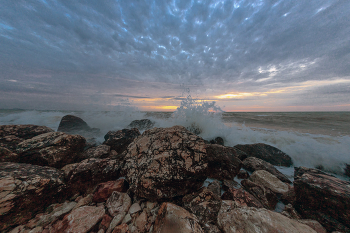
[81,144,111,160]
[57,115,92,133]
[103,128,141,154]
[249,170,289,195]
[217,204,317,233]
[234,143,292,166]
[153,202,204,233]
[127,119,155,130]
[0,124,54,150]
[0,162,66,231]
[16,132,86,168]
[294,167,350,232]
[64,158,121,195]
[243,157,291,183]
[221,188,264,208]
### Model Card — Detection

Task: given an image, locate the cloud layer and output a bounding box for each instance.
[0,0,349,111]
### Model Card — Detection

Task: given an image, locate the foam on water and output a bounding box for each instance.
[1,96,349,177]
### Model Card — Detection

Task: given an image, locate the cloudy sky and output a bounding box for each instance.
[0,0,349,111]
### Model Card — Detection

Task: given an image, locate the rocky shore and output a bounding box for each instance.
[1,115,349,233]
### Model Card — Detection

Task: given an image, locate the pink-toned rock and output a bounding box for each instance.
[50,206,105,233]
[135,210,148,232]
[93,179,128,203]
[111,223,130,233]
[16,132,86,168]
[298,219,327,233]
[0,124,54,150]
[103,128,141,154]
[217,205,317,233]
[129,203,142,214]
[73,194,93,210]
[249,170,289,195]
[221,188,264,208]
[0,162,65,232]
[99,214,113,231]
[106,191,132,217]
[153,202,204,233]
[65,158,121,195]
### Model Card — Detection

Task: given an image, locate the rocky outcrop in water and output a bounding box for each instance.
[234,143,293,166]
[57,115,92,132]
[0,124,54,150]
[104,128,140,154]
[16,132,86,168]
[0,162,66,231]
[294,167,350,232]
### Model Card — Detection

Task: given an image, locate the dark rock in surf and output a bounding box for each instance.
[0,146,19,162]
[234,143,293,166]
[345,164,350,178]
[127,119,155,130]
[16,132,86,168]
[57,115,97,134]
[242,157,291,183]
[221,187,264,208]
[64,158,121,195]
[0,124,54,150]
[237,169,249,179]
[0,162,66,232]
[294,167,350,232]
[209,137,224,146]
[103,128,140,154]
[241,179,278,210]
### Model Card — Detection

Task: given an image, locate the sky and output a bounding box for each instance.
[0,0,349,112]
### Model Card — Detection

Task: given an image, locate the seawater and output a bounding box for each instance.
[1,100,349,178]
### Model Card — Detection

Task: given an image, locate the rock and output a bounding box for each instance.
[122,213,132,224]
[93,179,128,203]
[281,203,301,219]
[73,194,93,210]
[237,170,249,179]
[183,187,221,225]
[153,202,204,233]
[128,119,155,130]
[222,179,240,191]
[81,145,111,160]
[281,185,296,205]
[241,179,278,210]
[221,187,264,208]
[0,146,19,162]
[217,206,317,233]
[294,167,350,232]
[129,203,142,215]
[123,126,208,200]
[201,223,221,233]
[57,115,94,133]
[205,144,243,180]
[298,219,327,233]
[242,157,291,183]
[103,128,141,154]
[207,180,221,196]
[105,191,131,233]
[111,223,129,233]
[16,132,86,168]
[35,201,77,227]
[50,205,105,233]
[249,170,289,195]
[99,214,113,231]
[0,124,54,150]
[209,137,224,146]
[0,162,65,231]
[135,210,148,232]
[61,163,78,178]
[234,143,292,166]
[65,158,121,195]
[345,164,350,177]
[8,225,26,233]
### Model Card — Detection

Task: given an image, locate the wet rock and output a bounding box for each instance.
[65,158,121,195]
[128,119,155,131]
[0,124,54,150]
[183,187,222,225]
[242,157,291,183]
[205,144,243,180]
[234,143,293,166]
[209,137,224,146]
[0,162,65,232]
[81,145,111,160]
[249,170,289,195]
[221,188,264,208]
[0,146,19,162]
[237,170,249,179]
[241,179,278,210]
[294,167,350,232]
[123,126,208,200]
[50,205,105,233]
[153,202,204,233]
[93,179,128,203]
[16,132,86,168]
[57,115,97,133]
[281,203,301,219]
[103,128,141,154]
[298,219,327,233]
[207,180,221,196]
[217,206,317,233]
[222,179,240,191]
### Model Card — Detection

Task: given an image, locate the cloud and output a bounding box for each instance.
[0,0,349,110]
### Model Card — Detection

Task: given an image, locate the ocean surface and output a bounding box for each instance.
[1,103,349,179]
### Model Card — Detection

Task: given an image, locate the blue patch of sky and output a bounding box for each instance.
[0,23,14,31]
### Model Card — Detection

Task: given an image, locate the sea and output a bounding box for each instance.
[1,99,349,180]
